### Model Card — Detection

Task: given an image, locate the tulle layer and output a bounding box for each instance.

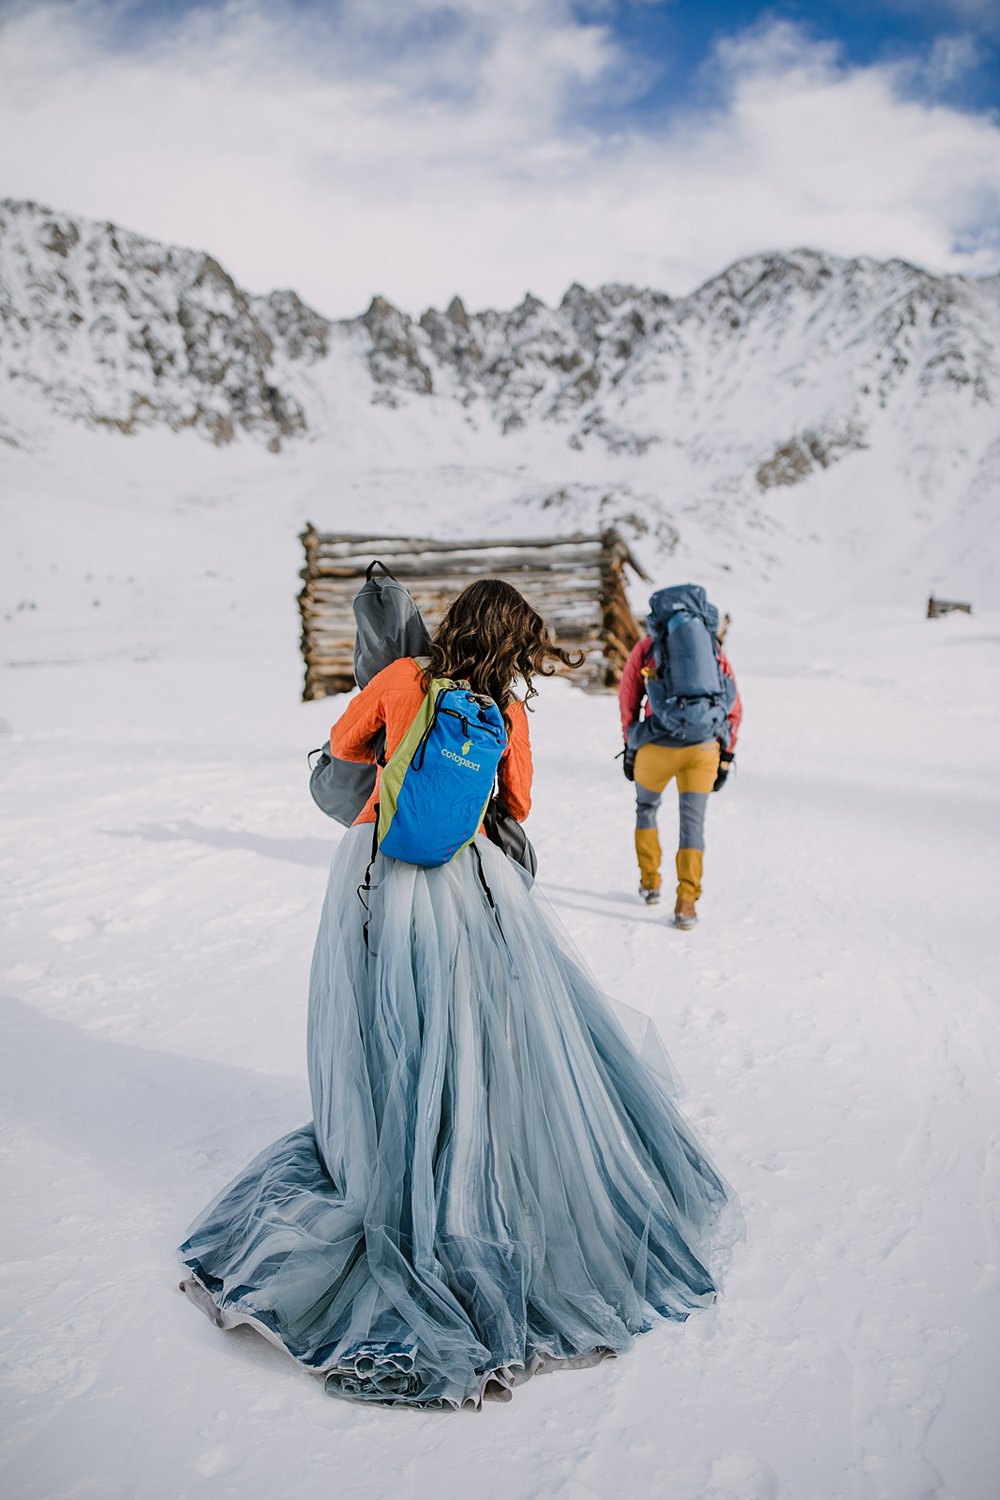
[179,828,731,1407]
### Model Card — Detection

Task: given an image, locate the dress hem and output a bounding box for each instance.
[178,1269,641,1410]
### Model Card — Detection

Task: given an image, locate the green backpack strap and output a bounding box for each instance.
[376,677,450,846]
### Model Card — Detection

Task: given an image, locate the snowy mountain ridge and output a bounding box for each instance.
[3,196,998,460]
[2,196,999,607]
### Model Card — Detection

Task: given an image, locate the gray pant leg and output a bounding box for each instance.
[635,783,662,829]
[678,791,708,851]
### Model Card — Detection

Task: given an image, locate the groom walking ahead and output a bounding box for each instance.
[619,584,742,930]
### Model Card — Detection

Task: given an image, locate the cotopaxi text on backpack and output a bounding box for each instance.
[377,678,508,867]
[633,583,734,748]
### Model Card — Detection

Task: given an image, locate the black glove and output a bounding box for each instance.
[713,749,734,792]
[622,746,636,782]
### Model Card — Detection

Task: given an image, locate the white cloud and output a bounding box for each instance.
[923,31,981,89]
[0,1,997,316]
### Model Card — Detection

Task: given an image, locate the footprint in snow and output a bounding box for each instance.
[195,1443,235,1479]
[705,1452,782,1500]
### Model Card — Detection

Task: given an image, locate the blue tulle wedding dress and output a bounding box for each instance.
[179,828,732,1407]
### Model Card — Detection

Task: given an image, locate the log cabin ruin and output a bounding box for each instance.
[298,527,650,700]
[926,596,972,619]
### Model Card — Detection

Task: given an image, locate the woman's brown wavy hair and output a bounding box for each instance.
[423,578,583,710]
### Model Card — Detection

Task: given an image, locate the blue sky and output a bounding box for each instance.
[0,0,998,313]
[606,0,998,114]
[95,0,1000,114]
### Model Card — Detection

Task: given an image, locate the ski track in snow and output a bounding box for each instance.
[2,447,1000,1498]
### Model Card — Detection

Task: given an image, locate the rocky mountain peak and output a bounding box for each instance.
[362,293,433,400]
[444,296,469,330]
[0,198,326,449]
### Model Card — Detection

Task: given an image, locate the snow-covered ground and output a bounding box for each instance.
[2,428,999,1499]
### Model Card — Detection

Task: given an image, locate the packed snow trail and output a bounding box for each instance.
[2,588,998,1498]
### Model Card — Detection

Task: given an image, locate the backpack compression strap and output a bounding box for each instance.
[357,803,381,953]
[470,840,509,952]
[357,801,508,955]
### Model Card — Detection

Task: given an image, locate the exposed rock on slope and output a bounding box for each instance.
[0,199,330,449]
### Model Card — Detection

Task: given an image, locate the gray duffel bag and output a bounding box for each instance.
[308,561,431,826]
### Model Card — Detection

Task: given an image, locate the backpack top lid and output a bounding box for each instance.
[353,562,432,689]
[647,582,719,638]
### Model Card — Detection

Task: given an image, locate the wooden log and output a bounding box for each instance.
[308,529,607,552]
[302,584,603,609]
[303,574,602,600]
[309,538,607,560]
[306,551,605,580]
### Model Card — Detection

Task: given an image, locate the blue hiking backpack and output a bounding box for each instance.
[637,584,731,747]
[377,679,508,867]
[358,676,509,949]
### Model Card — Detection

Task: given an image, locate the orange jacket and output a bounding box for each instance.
[329,656,533,826]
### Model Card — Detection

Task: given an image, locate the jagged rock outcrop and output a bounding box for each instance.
[0,199,329,449]
[362,295,433,403]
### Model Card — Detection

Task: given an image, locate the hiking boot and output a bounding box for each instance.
[673,899,697,930]
[639,885,661,906]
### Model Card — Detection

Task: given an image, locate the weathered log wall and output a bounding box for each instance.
[927,596,972,619]
[298,528,648,699]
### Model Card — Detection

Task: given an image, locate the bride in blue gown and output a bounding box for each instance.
[179,580,733,1407]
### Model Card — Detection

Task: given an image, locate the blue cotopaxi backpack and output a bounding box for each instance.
[377,679,508,867]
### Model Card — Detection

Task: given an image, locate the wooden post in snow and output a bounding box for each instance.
[927,596,972,619]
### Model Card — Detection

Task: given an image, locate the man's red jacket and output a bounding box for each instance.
[619,636,742,753]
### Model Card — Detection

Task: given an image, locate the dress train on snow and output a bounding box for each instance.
[179,827,732,1407]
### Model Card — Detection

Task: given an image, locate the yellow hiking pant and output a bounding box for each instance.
[633,741,720,902]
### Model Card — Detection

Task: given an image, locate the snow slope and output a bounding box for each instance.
[2,416,999,1499]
